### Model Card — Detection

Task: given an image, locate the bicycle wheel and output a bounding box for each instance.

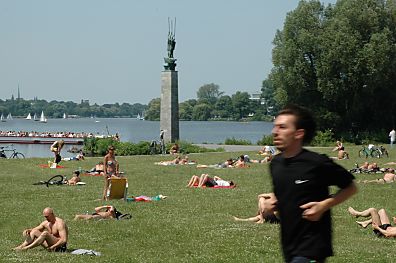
[371,150,381,158]
[358,150,367,158]
[12,152,25,159]
[46,175,64,187]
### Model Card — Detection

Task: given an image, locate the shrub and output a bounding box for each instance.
[257,134,273,145]
[224,137,252,145]
[310,129,334,146]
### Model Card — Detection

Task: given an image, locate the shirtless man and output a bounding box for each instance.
[13,207,68,252]
[50,140,65,164]
[233,193,279,224]
[74,205,117,220]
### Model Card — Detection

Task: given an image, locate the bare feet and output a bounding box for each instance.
[233,216,243,221]
[356,220,371,228]
[348,207,360,217]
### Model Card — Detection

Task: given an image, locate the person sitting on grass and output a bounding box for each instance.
[88,161,105,175]
[66,171,81,185]
[170,143,180,155]
[348,206,396,237]
[13,207,68,252]
[74,205,118,220]
[233,155,248,168]
[332,140,349,160]
[187,174,234,188]
[233,193,279,224]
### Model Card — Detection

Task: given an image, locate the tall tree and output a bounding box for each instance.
[196,83,224,105]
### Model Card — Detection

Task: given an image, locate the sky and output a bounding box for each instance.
[0,0,336,105]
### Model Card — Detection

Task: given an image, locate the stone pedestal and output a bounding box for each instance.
[160,70,179,143]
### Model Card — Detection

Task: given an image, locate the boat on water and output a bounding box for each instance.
[33,113,39,121]
[1,114,5,122]
[39,111,47,123]
[63,113,67,119]
[136,113,145,120]
[7,113,13,120]
[26,113,32,120]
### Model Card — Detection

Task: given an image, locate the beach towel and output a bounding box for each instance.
[71,249,101,256]
[39,164,65,169]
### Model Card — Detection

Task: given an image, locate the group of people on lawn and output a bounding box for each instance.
[13,105,396,263]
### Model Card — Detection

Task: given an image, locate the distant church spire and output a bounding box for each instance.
[17,83,21,100]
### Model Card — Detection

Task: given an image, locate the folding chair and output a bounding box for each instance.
[106,177,128,200]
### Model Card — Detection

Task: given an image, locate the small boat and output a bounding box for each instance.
[63,113,67,119]
[33,113,39,121]
[26,113,32,120]
[7,113,13,120]
[39,111,47,123]
[137,113,145,120]
[1,113,5,122]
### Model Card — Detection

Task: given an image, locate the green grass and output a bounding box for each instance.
[2,146,396,262]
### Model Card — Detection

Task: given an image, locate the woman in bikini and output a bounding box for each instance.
[102,146,120,200]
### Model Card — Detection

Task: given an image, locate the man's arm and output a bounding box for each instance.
[48,221,67,250]
[300,182,358,221]
[372,222,396,238]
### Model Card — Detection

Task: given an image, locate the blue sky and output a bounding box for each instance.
[0,0,336,105]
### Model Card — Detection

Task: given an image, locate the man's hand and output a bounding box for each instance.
[300,201,328,221]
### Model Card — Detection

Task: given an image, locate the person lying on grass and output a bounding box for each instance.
[233,193,279,224]
[155,155,182,165]
[74,205,128,220]
[66,170,81,185]
[359,169,396,184]
[348,206,396,237]
[13,207,68,252]
[187,174,234,188]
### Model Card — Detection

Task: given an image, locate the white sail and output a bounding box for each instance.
[1,114,5,122]
[39,111,47,123]
[33,113,38,121]
[26,113,32,120]
[7,113,13,120]
[63,113,67,119]
[136,113,141,119]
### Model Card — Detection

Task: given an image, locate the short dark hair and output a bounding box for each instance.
[278,104,316,144]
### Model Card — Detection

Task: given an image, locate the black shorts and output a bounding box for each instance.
[205,178,216,187]
[373,224,391,237]
[55,154,62,164]
[55,243,67,252]
[264,213,280,224]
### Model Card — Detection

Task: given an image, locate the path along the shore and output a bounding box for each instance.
[193,144,262,152]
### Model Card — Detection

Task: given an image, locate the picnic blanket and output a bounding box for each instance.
[126,194,167,202]
[38,164,65,169]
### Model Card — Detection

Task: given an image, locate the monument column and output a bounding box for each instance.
[160,18,179,143]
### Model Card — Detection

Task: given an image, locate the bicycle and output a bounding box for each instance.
[33,175,65,187]
[358,145,388,158]
[0,145,25,159]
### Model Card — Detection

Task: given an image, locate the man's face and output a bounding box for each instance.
[272,114,301,152]
[43,210,55,222]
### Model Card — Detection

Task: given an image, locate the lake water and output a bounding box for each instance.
[0,118,273,157]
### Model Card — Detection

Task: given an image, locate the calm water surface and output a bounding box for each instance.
[0,118,273,157]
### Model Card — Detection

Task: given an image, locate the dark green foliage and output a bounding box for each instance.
[257,134,274,146]
[224,137,252,145]
[310,129,335,146]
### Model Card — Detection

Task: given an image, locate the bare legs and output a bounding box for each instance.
[13,229,59,250]
[348,207,382,228]
[233,195,276,224]
[187,175,199,187]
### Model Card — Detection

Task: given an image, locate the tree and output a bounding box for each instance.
[196,83,224,105]
[214,95,233,119]
[231,91,251,120]
[143,98,161,121]
[192,104,212,121]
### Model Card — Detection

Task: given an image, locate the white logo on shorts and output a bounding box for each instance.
[295,179,309,184]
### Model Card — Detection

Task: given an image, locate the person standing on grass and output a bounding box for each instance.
[50,139,64,164]
[389,129,395,148]
[269,105,357,263]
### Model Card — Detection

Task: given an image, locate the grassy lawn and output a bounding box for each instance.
[1,146,396,262]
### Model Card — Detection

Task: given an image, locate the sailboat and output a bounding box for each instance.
[1,113,5,122]
[26,113,32,120]
[136,113,145,120]
[39,111,47,123]
[33,113,39,121]
[7,113,13,120]
[63,113,67,119]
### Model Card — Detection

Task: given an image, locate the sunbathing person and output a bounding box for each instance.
[88,161,105,175]
[74,205,118,220]
[233,193,279,224]
[62,151,85,161]
[233,155,248,168]
[66,171,81,185]
[248,154,273,164]
[13,207,68,251]
[361,169,396,184]
[332,140,349,159]
[155,155,182,165]
[196,158,235,169]
[350,162,380,173]
[170,143,179,155]
[187,174,234,188]
[348,206,396,237]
